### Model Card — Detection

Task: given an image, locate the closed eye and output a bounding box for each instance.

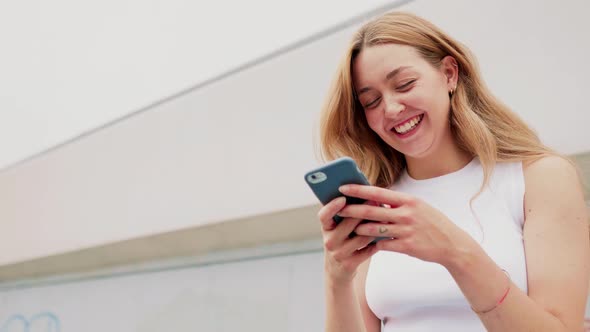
[364,97,381,109]
[396,79,416,91]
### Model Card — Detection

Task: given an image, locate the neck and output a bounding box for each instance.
[405,138,473,180]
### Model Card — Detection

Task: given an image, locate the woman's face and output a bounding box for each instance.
[352,43,457,159]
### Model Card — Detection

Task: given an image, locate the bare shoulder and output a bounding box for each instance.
[523,156,576,173]
[523,154,579,176]
[522,154,587,228]
[523,155,584,199]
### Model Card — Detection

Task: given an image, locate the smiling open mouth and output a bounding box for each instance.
[392,114,424,135]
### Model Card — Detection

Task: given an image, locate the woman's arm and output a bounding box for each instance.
[325,259,381,332]
[317,196,381,332]
[354,260,382,332]
[445,156,590,331]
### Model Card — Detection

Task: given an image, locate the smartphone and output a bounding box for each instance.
[304,157,388,242]
[304,157,370,208]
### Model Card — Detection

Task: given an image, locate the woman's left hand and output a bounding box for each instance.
[337,184,478,267]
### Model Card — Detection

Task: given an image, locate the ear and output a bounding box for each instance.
[440,55,458,90]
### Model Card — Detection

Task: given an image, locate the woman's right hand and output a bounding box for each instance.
[318,196,378,284]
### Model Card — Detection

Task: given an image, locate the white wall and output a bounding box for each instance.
[1,0,589,266]
[0,0,398,170]
[0,4,398,266]
[0,240,589,332]
[0,246,326,332]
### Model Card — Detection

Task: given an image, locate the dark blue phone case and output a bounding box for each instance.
[304,157,387,243]
[304,157,370,207]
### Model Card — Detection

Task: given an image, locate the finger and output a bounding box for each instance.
[323,217,364,252]
[333,216,364,240]
[342,235,377,255]
[375,238,409,254]
[317,196,347,231]
[354,222,409,238]
[348,243,379,267]
[331,235,375,261]
[339,184,411,207]
[338,204,399,224]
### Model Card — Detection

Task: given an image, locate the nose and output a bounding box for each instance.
[383,96,406,118]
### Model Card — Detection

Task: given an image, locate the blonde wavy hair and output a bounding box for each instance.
[319,11,559,191]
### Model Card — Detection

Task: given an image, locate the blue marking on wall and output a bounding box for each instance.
[0,312,60,332]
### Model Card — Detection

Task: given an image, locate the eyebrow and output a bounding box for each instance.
[357,66,412,96]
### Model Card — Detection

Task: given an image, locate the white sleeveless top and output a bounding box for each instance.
[365,158,528,331]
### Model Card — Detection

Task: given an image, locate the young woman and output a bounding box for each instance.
[317,11,589,331]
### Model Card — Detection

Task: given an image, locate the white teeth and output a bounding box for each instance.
[394,115,422,134]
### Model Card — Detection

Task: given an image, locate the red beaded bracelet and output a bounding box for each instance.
[471,269,511,315]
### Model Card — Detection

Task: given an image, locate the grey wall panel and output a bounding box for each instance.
[1,0,589,268]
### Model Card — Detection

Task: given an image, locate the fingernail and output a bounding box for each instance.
[339,185,349,192]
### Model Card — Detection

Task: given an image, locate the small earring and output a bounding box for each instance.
[449,88,454,97]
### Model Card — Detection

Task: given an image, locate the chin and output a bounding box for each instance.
[396,140,435,160]
[399,149,428,160]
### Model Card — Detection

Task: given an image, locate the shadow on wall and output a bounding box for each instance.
[0,312,60,332]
